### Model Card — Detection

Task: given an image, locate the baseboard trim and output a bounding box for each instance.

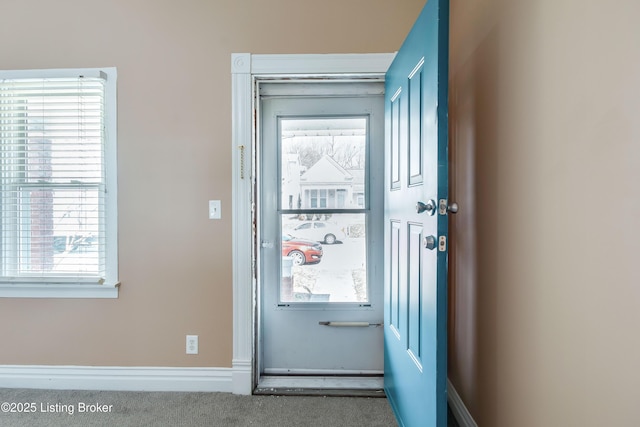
[448,379,478,427]
[231,359,252,395]
[0,365,233,393]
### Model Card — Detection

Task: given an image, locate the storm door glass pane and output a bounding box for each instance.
[279,117,368,303]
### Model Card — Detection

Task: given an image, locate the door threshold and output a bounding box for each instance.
[255,375,385,397]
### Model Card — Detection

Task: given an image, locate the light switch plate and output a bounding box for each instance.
[209,200,221,219]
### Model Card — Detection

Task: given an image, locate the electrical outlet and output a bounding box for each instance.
[186,335,198,355]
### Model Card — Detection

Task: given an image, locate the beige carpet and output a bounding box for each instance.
[0,388,397,427]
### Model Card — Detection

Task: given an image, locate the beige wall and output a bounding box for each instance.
[449,0,640,425]
[0,0,425,367]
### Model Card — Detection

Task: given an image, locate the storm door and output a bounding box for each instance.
[257,82,385,390]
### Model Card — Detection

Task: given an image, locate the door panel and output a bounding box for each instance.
[389,221,401,333]
[407,222,423,365]
[408,59,425,186]
[384,0,449,426]
[390,92,402,190]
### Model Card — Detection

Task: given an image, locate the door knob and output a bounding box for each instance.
[448,202,459,214]
[416,200,436,215]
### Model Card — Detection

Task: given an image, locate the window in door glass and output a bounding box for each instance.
[278,117,369,303]
[281,213,367,302]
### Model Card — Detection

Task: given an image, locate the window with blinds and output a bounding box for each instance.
[0,68,117,287]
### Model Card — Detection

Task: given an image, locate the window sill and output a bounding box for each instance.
[0,282,120,299]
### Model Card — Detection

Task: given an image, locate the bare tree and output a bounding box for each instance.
[283,135,365,171]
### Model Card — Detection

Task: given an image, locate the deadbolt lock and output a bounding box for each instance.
[439,236,447,252]
[423,235,437,250]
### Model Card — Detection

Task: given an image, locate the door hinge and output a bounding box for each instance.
[438,236,447,252]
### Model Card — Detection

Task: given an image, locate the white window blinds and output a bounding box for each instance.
[0,73,109,281]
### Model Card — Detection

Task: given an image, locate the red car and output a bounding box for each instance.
[282,234,323,265]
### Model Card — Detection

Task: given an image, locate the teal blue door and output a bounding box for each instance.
[384,0,449,426]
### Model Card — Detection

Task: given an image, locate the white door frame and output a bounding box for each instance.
[230,53,395,394]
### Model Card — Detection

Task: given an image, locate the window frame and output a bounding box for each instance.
[0,67,119,298]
